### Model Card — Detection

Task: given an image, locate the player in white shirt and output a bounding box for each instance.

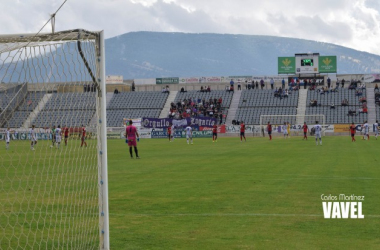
[30,125,38,150]
[363,121,369,140]
[171,124,175,142]
[5,127,13,150]
[374,120,379,140]
[185,125,193,145]
[282,122,288,139]
[55,125,62,149]
[314,121,322,145]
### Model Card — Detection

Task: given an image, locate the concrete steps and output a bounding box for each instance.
[366,88,376,124]
[296,89,308,124]
[159,91,178,118]
[88,92,114,128]
[225,90,242,125]
[22,93,52,128]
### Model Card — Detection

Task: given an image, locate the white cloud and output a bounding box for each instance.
[0,0,379,55]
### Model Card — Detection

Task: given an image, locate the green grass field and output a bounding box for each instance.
[1,136,380,249]
[108,136,380,249]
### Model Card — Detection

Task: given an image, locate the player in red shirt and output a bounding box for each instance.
[167,124,172,142]
[240,121,246,142]
[212,124,218,142]
[302,122,309,140]
[349,122,356,142]
[64,126,69,146]
[125,120,140,159]
[267,122,272,140]
[80,125,87,147]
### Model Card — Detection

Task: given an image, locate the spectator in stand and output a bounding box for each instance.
[341,79,345,88]
[230,79,234,88]
[180,87,187,93]
[114,88,119,94]
[284,89,289,98]
[132,81,136,91]
[200,86,204,92]
[238,81,241,90]
[207,86,211,92]
[274,88,279,97]
[270,78,274,89]
[327,77,331,88]
[260,79,264,89]
[229,85,234,92]
[342,99,349,106]
[303,79,307,89]
[218,97,222,106]
[336,79,340,88]
[282,78,285,89]
[375,84,379,92]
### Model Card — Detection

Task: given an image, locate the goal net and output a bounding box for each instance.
[0,30,109,249]
[259,114,326,136]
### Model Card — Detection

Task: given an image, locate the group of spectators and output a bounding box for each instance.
[162,85,170,93]
[83,84,96,92]
[273,87,289,99]
[168,97,224,124]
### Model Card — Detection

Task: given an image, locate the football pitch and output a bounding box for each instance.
[1,136,380,249]
[108,136,380,249]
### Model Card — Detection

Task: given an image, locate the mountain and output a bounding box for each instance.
[105,32,380,79]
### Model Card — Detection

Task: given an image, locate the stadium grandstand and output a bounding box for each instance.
[5,91,46,128]
[306,88,368,124]
[0,80,377,129]
[234,89,299,125]
[172,90,233,124]
[107,91,169,127]
[33,92,96,128]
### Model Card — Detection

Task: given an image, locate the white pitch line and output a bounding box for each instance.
[5,211,380,218]
[111,213,380,218]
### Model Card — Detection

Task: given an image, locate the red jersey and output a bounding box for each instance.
[82,127,86,138]
[167,126,172,134]
[212,125,217,133]
[64,127,69,137]
[350,125,356,134]
[240,124,245,132]
[267,124,272,132]
[126,125,137,139]
[303,124,308,132]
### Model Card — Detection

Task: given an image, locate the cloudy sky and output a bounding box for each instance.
[1,0,379,55]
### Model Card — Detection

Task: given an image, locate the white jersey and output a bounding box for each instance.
[374,123,379,133]
[185,126,192,137]
[282,125,288,134]
[171,125,175,132]
[6,130,10,143]
[30,128,37,141]
[314,124,322,137]
[55,128,61,137]
[363,123,369,134]
[55,128,62,142]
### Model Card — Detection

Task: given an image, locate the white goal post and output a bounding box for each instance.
[259,114,326,136]
[0,30,109,249]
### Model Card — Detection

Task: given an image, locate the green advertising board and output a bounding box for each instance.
[278,57,295,74]
[181,131,212,138]
[319,56,337,73]
[156,77,179,84]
